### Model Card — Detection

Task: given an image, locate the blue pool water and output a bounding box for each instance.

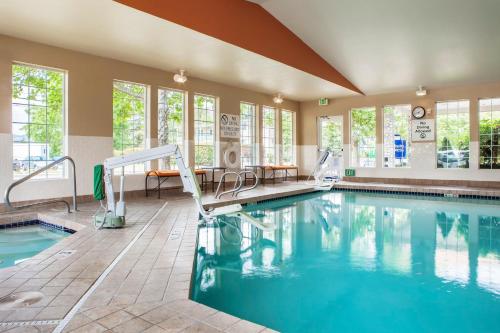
[190,191,500,333]
[0,224,70,269]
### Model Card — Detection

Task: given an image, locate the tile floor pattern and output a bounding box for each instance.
[1,180,498,332]
[0,199,169,332]
[0,192,280,333]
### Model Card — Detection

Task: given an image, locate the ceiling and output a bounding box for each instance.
[116,0,362,95]
[0,0,356,102]
[255,0,500,95]
[1,0,499,101]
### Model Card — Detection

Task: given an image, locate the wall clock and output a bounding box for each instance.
[412,106,426,119]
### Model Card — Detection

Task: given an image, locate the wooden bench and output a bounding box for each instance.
[145,169,207,198]
[244,165,299,185]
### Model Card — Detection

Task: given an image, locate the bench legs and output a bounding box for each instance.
[145,175,170,199]
[145,174,150,197]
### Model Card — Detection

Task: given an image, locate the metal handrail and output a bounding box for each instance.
[233,170,259,197]
[4,156,77,213]
[215,172,243,199]
[214,170,259,199]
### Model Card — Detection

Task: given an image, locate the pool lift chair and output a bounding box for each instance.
[93,144,273,232]
[307,149,343,191]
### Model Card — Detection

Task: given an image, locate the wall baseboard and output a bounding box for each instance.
[342,176,500,189]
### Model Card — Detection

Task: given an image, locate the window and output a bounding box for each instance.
[281,110,294,165]
[479,98,500,169]
[12,63,65,179]
[319,116,343,155]
[351,107,376,167]
[194,94,216,167]
[383,105,411,168]
[436,100,470,169]
[113,80,147,174]
[240,102,256,167]
[158,88,184,169]
[262,106,276,165]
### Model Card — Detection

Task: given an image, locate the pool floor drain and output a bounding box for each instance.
[54,249,76,259]
[0,291,44,310]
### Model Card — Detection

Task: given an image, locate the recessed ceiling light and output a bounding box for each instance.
[416,85,427,97]
[273,94,284,104]
[173,69,187,83]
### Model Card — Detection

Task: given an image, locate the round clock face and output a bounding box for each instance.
[412,106,426,119]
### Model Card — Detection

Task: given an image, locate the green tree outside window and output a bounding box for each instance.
[158,89,184,169]
[262,106,276,165]
[12,64,64,179]
[351,107,376,167]
[113,80,146,174]
[194,95,216,167]
[436,101,470,169]
[281,110,294,165]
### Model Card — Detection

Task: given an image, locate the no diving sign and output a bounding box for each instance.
[220,113,240,139]
[411,119,435,142]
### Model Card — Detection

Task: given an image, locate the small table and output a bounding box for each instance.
[244,165,267,185]
[201,166,227,192]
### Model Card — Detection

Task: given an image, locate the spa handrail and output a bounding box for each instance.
[214,170,259,199]
[233,170,259,197]
[4,156,77,213]
[215,172,243,199]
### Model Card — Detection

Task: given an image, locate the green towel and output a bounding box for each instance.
[93,164,105,201]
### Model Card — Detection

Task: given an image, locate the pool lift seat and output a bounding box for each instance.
[94,144,273,232]
[188,169,274,232]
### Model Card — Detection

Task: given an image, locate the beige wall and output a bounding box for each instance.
[299,82,500,145]
[298,81,500,181]
[0,34,298,137]
[0,34,298,202]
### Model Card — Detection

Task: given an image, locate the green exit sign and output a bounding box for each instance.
[345,168,356,177]
[318,98,329,106]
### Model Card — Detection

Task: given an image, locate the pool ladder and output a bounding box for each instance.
[215,170,259,199]
[4,156,78,213]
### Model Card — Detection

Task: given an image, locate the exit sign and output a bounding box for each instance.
[345,168,356,177]
[319,98,329,106]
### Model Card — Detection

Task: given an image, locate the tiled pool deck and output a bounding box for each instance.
[0,181,499,332]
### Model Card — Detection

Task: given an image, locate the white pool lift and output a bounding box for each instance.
[94,145,273,231]
[308,149,343,191]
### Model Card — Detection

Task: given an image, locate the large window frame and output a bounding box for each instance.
[383,104,411,168]
[318,115,343,155]
[158,88,185,169]
[194,94,216,168]
[436,100,470,169]
[12,63,66,180]
[112,80,148,174]
[240,102,257,167]
[350,107,377,168]
[479,98,500,169]
[262,106,276,165]
[281,109,295,165]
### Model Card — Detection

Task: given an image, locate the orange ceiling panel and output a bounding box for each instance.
[115,0,362,95]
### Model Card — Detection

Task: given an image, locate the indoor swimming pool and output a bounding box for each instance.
[0,223,71,269]
[190,191,500,332]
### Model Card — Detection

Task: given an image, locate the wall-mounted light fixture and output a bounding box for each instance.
[273,93,284,104]
[173,69,187,83]
[416,85,427,97]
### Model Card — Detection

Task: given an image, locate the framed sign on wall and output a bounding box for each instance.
[220,113,240,138]
[411,119,435,142]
